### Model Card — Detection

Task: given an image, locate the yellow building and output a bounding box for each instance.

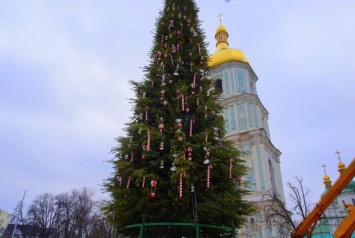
[0,209,11,235]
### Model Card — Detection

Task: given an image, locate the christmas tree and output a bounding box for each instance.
[103,0,254,237]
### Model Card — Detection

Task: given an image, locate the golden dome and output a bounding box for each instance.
[323,174,332,188]
[208,22,248,67]
[209,47,248,67]
[216,24,227,34]
[338,161,346,174]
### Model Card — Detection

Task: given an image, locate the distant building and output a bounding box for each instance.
[312,159,355,237]
[4,224,56,238]
[0,210,11,236]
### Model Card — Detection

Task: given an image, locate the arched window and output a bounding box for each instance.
[269,160,277,195]
[215,79,223,94]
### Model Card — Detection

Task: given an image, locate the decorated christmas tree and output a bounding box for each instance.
[103,0,254,237]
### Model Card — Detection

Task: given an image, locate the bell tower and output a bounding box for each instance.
[209,20,286,237]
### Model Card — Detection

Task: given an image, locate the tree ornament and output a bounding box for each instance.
[142,176,146,188]
[192,73,197,88]
[150,180,157,197]
[189,119,193,137]
[163,100,168,106]
[146,130,151,152]
[119,178,122,187]
[207,165,213,188]
[229,159,234,179]
[159,122,164,135]
[176,119,182,128]
[160,141,164,150]
[124,154,128,160]
[187,147,193,161]
[203,147,210,164]
[171,154,178,171]
[128,129,134,147]
[161,75,166,86]
[179,173,183,198]
[145,105,148,121]
[130,152,134,163]
[180,94,185,111]
[178,136,183,142]
[173,63,180,76]
[160,160,164,169]
[204,105,208,118]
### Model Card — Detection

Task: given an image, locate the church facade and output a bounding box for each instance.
[209,22,287,237]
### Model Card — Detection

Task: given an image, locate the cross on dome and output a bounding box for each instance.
[335,150,342,162]
[321,163,327,175]
[217,13,223,25]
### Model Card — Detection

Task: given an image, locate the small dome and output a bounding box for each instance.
[216,24,227,34]
[323,174,332,188]
[323,174,330,181]
[209,22,248,67]
[338,161,346,174]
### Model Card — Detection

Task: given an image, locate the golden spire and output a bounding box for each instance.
[322,163,332,188]
[208,15,248,67]
[215,13,229,49]
[335,150,346,174]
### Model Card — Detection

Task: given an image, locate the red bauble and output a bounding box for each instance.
[151,193,156,198]
[151,180,157,187]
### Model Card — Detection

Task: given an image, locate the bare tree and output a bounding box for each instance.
[287,177,312,224]
[263,177,312,237]
[7,188,115,238]
[27,193,58,238]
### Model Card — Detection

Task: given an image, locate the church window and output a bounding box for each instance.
[214,79,223,94]
[247,102,253,128]
[224,72,230,95]
[229,105,237,130]
[256,146,266,190]
[230,71,236,93]
[269,159,277,195]
[250,218,255,224]
[252,103,259,128]
[223,109,230,132]
[237,103,247,130]
[235,70,247,93]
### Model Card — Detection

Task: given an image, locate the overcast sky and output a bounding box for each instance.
[1,0,354,213]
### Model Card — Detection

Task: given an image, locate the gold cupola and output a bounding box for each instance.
[209,21,248,67]
[322,164,332,188]
[336,150,346,174]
